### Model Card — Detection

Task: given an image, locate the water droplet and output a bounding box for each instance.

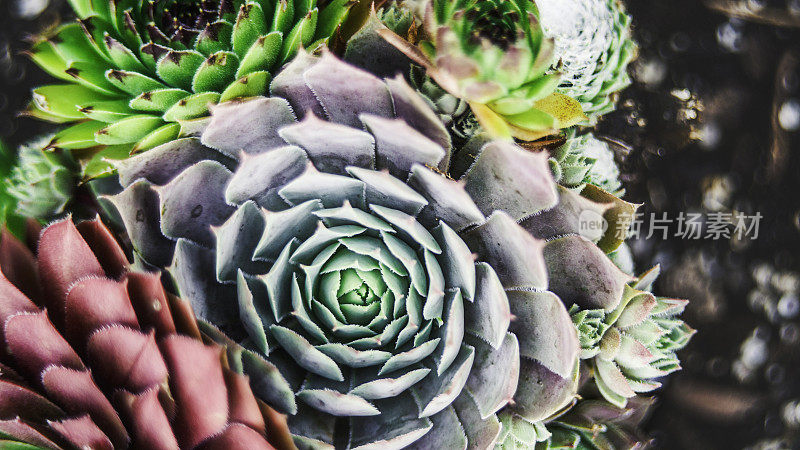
[136,209,145,222]
[191,205,203,218]
[777,294,799,318]
[778,99,800,131]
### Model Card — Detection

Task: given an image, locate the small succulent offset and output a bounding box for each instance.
[0,218,289,449]
[536,0,637,122]
[549,130,624,197]
[26,0,352,177]
[97,53,662,448]
[377,0,588,142]
[6,136,77,221]
[572,266,695,408]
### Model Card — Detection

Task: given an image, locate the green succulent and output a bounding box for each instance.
[26,0,353,179]
[6,136,77,221]
[0,141,26,239]
[379,0,588,142]
[549,130,624,197]
[95,53,667,449]
[571,266,695,408]
[536,0,637,121]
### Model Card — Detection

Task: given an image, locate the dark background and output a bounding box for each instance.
[2,0,799,448]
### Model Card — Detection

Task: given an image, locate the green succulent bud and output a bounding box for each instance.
[379,0,588,142]
[536,0,638,122]
[571,266,695,408]
[26,0,353,178]
[549,130,624,197]
[6,137,77,221]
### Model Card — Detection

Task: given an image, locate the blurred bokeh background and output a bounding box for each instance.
[2,0,799,448]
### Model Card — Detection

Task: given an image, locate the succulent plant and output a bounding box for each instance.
[25,0,353,179]
[0,141,27,239]
[571,266,695,408]
[0,217,291,449]
[536,396,654,450]
[377,0,588,142]
[5,136,78,221]
[549,130,624,197]
[94,52,658,448]
[535,0,637,122]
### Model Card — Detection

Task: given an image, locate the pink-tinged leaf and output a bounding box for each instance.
[223,369,265,434]
[195,423,274,450]
[49,415,114,450]
[4,311,84,377]
[161,335,229,449]
[86,325,167,393]
[41,366,128,448]
[117,388,179,450]
[0,417,61,449]
[126,272,177,338]
[37,219,104,326]
[616,293,657,329]
[64,277,139,346]
[0,229,40,301]
[76,218,129,279]
[0,271,38,339]
[0,379,64,423]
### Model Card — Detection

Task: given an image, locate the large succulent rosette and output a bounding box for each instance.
[99,53,649,448]
[27,0,352,177]
[536,0,637,122]
[0,218,289,449]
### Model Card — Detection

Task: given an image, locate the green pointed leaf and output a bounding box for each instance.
[95,114,165,145]
[66,61,121,95]
[219,71,271,102]
[106,69,167,96]
[232,2,268,57]
[32,84,111,120]
[236,32,283,78]
[192,51,240,93]
[162,92,220,122]
[78,99,135,123]
[52,23,107,65]
[130,88,191,112]
[502,107,556,131]
[271,0,296,35]
[156,50,206,91]
[47,121,107,150]
[103,33,148,73]
[280,9,318,63]
[67,0,93,17]
[195,21,234,56]
[27,41,71,82]
[82,144,133,179]
[316,0,351,40]
[133,123,181,153]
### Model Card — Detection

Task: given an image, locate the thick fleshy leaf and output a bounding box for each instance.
[348,396,433,450]
[462,140,558,220]
[201,97,296,157]
[279,113,376,174]
[360,114,445,178]
[225,146,308,210]
[462,212,548,290]
[507,290,578,379]
[464,333,519,419]
[543,235,633,311]
[414,344,475,418]
[408,165,485,232]
[304,52,393,128]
